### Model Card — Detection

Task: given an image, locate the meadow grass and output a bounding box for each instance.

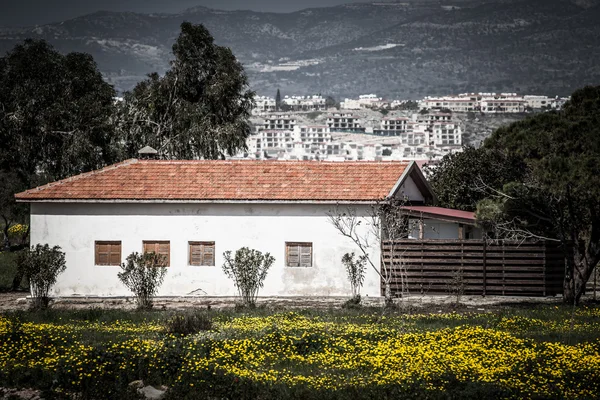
[1,302,599,399]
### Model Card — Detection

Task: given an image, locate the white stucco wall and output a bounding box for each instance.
[30,203,382,298]
[408,218,483,239]
[397,176,424,202]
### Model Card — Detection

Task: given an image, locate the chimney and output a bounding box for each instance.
[138,146,159,160]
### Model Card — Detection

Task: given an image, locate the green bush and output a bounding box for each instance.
[118,252,168,310]
[164,311,213,336]
[16,244,66,309]
[341,252,367,301]
[222,247,274,308]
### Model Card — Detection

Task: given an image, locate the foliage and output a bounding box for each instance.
[325,95,339,110]
[275,88,281,111]
[116,22,254,160]
[341,252,367,300]
[222,247,274,308]
[0,251,28,292]
[0,171,29,251]
[0,39,117,253]
[479,85,600,304]
[16,244,66,309]
[2,306,600,399]
[425,146,525,212]
[164,311,213,336]
[0,39,118,183]
[118,252,168,310]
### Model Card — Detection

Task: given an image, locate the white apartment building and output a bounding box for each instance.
[282,95,327,111]
[420,96,478,113]
[432,122,462,146]
[326,113,365,132]
[254,96,277,114]
[340,94,384,110]
[523,95,556,110]
[294,125,332,144]
[262,114,297,131]
[375,117,413,136]
[480,95,526,113]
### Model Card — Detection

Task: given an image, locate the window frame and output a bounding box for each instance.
[94,241,122,266]
[285,242,313,268]
[188,241,216,267]
[142,240,171,267]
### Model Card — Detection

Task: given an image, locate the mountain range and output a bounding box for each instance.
[0,0,598,98]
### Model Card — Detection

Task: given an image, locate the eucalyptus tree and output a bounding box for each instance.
[116,22,255,159]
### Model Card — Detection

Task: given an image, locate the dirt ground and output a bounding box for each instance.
[0,291,564,313]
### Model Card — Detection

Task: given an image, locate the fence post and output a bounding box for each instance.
[543,241,547,297]
[482,240,487,297]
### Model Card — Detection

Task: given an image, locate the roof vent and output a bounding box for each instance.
[138,146,158,160]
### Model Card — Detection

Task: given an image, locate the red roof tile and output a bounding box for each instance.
[402,206,476,223]
[15,159,411,202]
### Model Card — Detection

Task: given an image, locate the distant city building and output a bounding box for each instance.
[262,114,297,131]
[340,94,384,110]
[282,95,327,111]
[326,112,365,132]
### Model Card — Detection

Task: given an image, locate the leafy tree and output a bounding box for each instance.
[0,171,29,250]
[16,244,66,310]
[325,95,338,110]
[431,86,600,304]
[0,39,118,182]
[0,39,117,251]
[479,85,600,304]
[275,88,281,111]
[116,22,255,159]
[222,247,274,308]
[118,252,168,309]
[425,146,525,212]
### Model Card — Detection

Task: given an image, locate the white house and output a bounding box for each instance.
[16,160,447,298]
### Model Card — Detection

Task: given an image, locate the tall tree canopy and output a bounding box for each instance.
[429,85,600,304]
[0,39,117,246]
[117,22,255,159]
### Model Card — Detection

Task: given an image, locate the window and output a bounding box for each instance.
[143,241,170,266]
[189,242,215,266]
[95,241,121,266]
[286,242,312,268]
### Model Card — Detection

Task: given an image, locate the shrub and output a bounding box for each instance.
[341,252,367,303]
[16,244,66,310]
[222,247,274,308]
[165,311,213,336]
[118,252,168,310]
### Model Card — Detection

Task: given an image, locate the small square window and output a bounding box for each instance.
[143,241,170,266]
[95,241,121,266]
[286,242,312,268]
[189,242,215,266]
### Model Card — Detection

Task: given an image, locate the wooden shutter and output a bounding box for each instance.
[299,244,312,268]
[95,241,121,266]
[286,242,312,267]
[189,242,215,266]
[143,241,170,266]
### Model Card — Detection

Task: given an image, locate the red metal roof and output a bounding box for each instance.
[401,206,476,223]
[15,159,411,203]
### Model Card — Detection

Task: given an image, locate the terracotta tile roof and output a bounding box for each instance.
[15,159,411,202]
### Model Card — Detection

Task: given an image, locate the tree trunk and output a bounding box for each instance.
[563,245,598,305]
[384,281,393,305]
[2,224,10,252]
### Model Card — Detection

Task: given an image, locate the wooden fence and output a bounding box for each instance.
[381,240,565,297]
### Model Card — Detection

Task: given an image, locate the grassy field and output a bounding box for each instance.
[1,303,600,399]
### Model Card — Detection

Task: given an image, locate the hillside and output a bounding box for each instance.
[0,0,598,97]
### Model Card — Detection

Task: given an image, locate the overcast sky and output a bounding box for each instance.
[0,0,370,27]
